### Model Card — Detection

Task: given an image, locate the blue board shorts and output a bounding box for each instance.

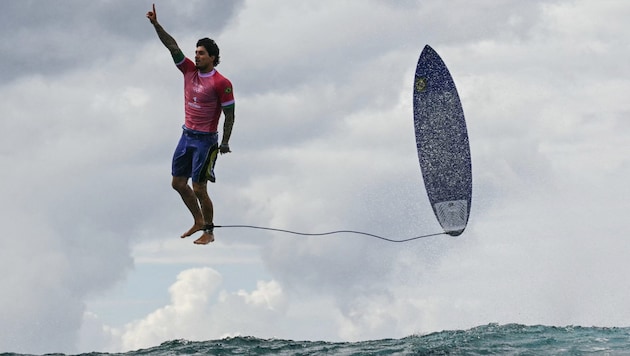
[172,126,219,183]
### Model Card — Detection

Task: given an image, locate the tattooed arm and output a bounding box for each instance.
[146,3,182,57]
[220,105,235,154]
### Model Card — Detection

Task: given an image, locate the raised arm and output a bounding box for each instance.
[146,4,182,56]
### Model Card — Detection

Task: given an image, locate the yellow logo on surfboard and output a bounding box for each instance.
[415,77,427,92]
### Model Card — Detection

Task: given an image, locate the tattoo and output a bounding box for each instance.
[153,22,180,54]
[221,106,235,145]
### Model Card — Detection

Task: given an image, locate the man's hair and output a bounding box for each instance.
[196,37,221,66]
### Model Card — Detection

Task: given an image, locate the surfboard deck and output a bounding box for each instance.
[413,45,472,236]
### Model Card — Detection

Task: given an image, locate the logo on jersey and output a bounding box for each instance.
[224,87,233,94]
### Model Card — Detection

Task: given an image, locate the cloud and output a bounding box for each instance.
[110,267,286,351]
[0,1,242,81]
[0,1,244,352]
[119,267,223,348]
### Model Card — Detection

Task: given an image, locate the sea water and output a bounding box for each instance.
[4,324,630,355]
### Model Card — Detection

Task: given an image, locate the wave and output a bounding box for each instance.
[4,324,630,356]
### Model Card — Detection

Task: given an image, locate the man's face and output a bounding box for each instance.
[195,46,214,72]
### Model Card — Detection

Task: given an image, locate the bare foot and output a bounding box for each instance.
[181,223,204,239]
[193,231,214,245]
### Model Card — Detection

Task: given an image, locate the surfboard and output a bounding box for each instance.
[413,45,472,236]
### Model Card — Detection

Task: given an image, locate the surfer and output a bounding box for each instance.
[146,4,235,245]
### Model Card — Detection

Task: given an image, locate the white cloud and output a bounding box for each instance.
[118,268,222,349]
[98,268,288,351]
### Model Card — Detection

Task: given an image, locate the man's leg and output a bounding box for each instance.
[172,176,205,238]
[191,181,215,244]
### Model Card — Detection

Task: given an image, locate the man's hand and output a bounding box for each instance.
[219,144,231,154]
[146,3,157,24]
[146,3,181,54]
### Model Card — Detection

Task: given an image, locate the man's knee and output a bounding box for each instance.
[171,176,188,192]
[191,182,208,197]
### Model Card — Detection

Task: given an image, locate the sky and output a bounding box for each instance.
[1,0,629,353]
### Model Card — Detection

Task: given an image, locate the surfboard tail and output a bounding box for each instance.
[433,200,468,236]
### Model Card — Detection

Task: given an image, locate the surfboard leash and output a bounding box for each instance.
[212,224,447,243]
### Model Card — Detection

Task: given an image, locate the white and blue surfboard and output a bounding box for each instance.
[413,45,472,236]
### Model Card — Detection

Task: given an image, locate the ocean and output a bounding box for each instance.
[4,323,630,356]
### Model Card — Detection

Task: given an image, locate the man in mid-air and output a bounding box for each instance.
[146,4,235,245]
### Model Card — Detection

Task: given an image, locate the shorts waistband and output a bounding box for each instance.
[182,125,217,138]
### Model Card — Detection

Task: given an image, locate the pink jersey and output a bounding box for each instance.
[176,57,235,132]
